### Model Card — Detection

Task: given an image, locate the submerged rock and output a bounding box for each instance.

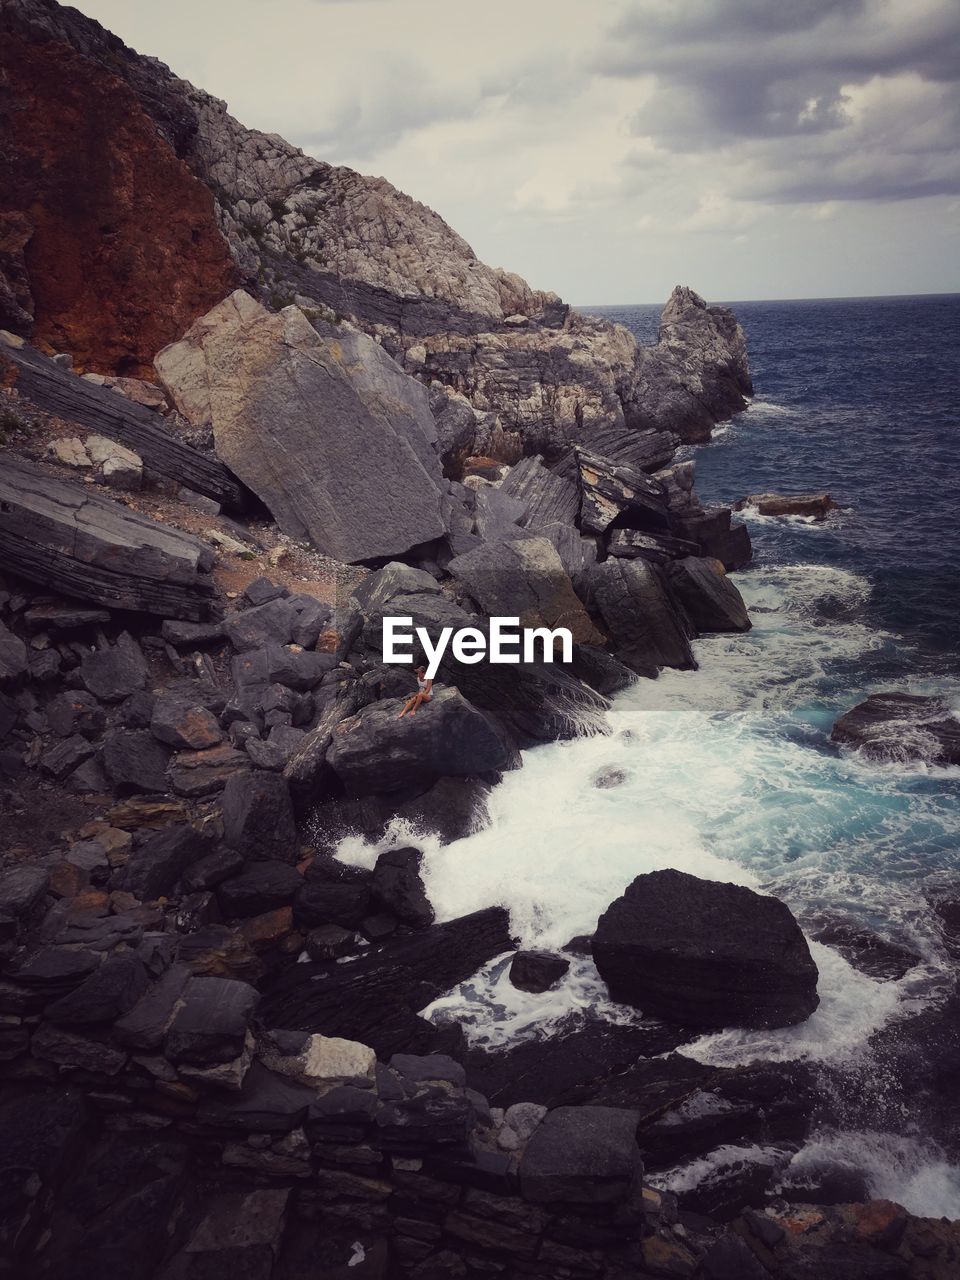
[735,492,837,520]
[831,692,960,765]
[592,869,819,1029]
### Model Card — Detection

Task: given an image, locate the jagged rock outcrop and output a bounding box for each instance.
[0,7,237,374]
[155,291,447,563]
[1,0,751,452]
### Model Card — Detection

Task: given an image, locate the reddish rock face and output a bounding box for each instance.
[0,33,236,377]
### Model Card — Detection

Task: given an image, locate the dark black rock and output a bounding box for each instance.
[260,907,513,1058]
[244,576,288,607]
[290,596,333,648]
[0,621,28,688]
[508,949,570,993]
[390,1053,466,1088]
[810,918,919,982]
[114,963,190,1050]
[79,635,148,702]
[519,1105,642,1204]
[664,556,752,633]
[164,975,259,1065]
[221,770,298,862]
[294,879,371,929]
[226,596,299,652]
[67,755,110,794]
[327,686,518,796]
[181,847,245,893]
[15,946,101,992]
[40,734,96,780]
[699,1234,772,1279]
[372,847,434,929]
[150,690,223,750]
[121,824,211,900]
[217,861,304,918]
[360,911,398,941]
[0,865,48,917]
[161,618,227,648]
[44,951,149,1025]
[47,689,106,739]
[678,507,753,571]
[119,689,156,729]
[832,691,960,765]
[305,924,357,961]
[592,869,819,1029]
[587,558,695,676]
[197,1061,316,1132]
[232,643,334,691]
[102,729,172,794]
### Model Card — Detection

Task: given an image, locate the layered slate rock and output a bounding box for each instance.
[587,558,696,676]
[327,687,519,796]
[576,448,670,536]
[592,869,820,1029]
[447,536,602,646]
[831,692,960,765]
[664,557,752,633]
[0,454,218,620]
[498,455,580,529]
[155,291,447,563]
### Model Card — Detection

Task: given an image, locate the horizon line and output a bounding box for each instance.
[574,289,960,308]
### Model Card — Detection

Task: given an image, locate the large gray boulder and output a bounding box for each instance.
[447,536,603,646]
[587,558,695,676]
[592,869,819,1029]
[155,292,447,563]
[327,686,518,795]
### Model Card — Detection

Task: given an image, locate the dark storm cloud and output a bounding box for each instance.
[598,0,960,200]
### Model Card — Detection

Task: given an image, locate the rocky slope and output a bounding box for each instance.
[0,0,751,449]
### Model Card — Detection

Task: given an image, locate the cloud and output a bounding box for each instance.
[596,0,960,201]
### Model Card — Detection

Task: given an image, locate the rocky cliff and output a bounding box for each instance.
[0,0,751,445]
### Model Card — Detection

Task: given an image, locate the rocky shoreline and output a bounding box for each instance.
[2,0,960,1276]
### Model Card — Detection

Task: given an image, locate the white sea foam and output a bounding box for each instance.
[744,399,800,417]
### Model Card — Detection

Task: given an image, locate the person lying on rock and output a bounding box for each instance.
[398,667,433,718]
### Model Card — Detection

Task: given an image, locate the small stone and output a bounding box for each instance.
[508,949,570,993]
[47,437,91,468]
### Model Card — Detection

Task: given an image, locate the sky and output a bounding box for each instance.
[77,0,960,304]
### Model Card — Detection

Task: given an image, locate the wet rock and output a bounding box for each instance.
[831,692,960,765]
[305,924,357,962]
[221,770,298,862]
[593,869,819,1029]
[328,686,518,796]
[164,975,259,1066]
[664,557,752,633]
[587,557,695,675]
[150,690,223,750]
[372,847,434,929]
[519,1105,642,1204]
[735,492,837,520]
[217,862,303,918]
[121,824,211,900]
[509,949,570,993]
[294,878,372,930]
[102,728,172,794]
[810,918,919,981]
[677,507,753,571]
[80,634,148,702]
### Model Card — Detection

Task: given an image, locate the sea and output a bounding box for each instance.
[339,294,960,1215]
